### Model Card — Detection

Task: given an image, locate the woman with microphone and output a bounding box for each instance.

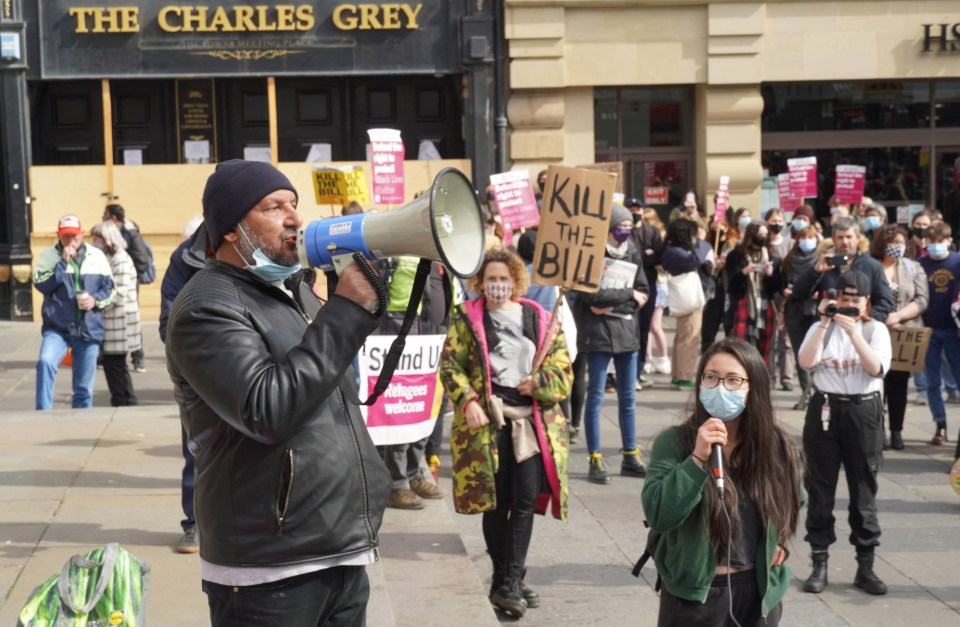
[641,338,802,626]
[797,271,892,596]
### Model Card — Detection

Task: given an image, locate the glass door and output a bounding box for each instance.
[627,155,690,222]
[936,147,960,233]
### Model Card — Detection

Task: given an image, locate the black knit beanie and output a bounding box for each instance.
[202,160,298,249]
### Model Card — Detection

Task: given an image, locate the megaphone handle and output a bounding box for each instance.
[349,253,388,318]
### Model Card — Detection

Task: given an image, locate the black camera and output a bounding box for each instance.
[824,304,860,317]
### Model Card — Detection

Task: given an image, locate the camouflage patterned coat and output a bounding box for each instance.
[439,297,572,521]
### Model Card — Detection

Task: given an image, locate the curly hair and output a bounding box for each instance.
[467,246,529,299]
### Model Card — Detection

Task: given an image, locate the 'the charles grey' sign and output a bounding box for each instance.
[39,2,457,78]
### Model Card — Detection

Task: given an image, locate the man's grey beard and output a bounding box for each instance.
[236,222,296,266]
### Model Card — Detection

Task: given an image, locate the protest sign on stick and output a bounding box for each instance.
[491,170,540,247]
[777,173,800,211]
[788,157,818,199]
[312,166,370,206]
[834,165,866,205]
[368,128,405,204]
[359,334,446,445]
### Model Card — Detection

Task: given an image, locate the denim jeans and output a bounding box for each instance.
[915,351,959,395]
[923,328,960,424]
[584,351,637,453]
[35,331,100,410]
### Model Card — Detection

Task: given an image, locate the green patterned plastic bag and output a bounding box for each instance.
[18,543,150,627]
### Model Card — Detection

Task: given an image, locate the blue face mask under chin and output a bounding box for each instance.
[699,384,747,421]
[235,225,302,282]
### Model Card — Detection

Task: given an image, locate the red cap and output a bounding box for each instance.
[57,215,82,236]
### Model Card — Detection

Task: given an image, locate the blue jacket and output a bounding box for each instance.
[33,242,115,342]
[159,225,207,343]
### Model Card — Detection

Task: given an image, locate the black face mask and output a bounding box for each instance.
[752,236,768,247]
[768,224,783,235]
[911,227,926,239]
[632,213,643,225]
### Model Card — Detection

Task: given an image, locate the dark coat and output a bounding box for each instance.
[577,243,649,354]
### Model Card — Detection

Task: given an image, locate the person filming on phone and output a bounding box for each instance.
[797,270,892,596]
[792,217,893,322]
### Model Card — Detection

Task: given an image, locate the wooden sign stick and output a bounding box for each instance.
[530,287,568,375]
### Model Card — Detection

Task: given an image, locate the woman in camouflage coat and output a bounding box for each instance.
[440,247,572,618]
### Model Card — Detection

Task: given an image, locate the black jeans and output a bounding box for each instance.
[803,392,883,550]
[102,353,138,406]
[203,565,369,626]
[658,570,781,627]
[637,299,655,374]
[884,369,911,433]
[181,424,196,531]
[482,421,543,571]
[569,352,587,430]
[701,282,725,353]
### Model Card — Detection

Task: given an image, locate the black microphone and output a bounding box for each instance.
[712,442,726,500]
[826,288,837,299]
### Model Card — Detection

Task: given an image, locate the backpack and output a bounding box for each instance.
[137,241,157,285]
[18,543,150,627]
[630,520,662,592]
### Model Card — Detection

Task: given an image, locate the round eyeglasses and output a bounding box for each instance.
[701,373,749,391]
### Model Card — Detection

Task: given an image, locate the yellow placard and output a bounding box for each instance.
[311,167,371,206]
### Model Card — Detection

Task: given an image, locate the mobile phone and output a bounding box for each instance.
[826,255,848,268]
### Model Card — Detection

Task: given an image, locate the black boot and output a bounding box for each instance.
[620,448,648,478]
[854,552,888,595]
[520,568,539,609]
[890,431,904,450]
[490,564,526,618]
[802,549,829,593]
[487,551,504,599]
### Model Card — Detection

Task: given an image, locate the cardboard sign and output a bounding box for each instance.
[491,170,540,232]
[577,161,624,194]
[777,173,800,210]
[533,165,617,293]
[714,176,730,223]
[359,334,446,446]
[644,186,669,205]
[890,327,932,372]
[368,128,405,204]
[834,165,866,205]
[312,166,371,206]
[788,157,818,199]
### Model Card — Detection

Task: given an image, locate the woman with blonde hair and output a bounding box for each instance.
[641,208,670,375]
[439,247,571,618]
[90,220,141,406]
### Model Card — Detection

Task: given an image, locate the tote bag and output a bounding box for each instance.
[667,270,706,317]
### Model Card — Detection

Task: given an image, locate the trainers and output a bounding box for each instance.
[782,381,794,392]
[388,488,425,510]
[176,528,199,554]
[588,452,611,485]
[132,362,146,373]
[932,424,948,445]
[914,392,928,406]
[654,356,672,374]
[410,476,443,500]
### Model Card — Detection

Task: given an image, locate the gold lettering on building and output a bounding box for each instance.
[69,7,140,33]
[332,4,423,31]
[89,4,317,34]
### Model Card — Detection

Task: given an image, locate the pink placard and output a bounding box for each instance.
[777,173,800,210]
[713,176,730,223]
[365,372,440,428]
[368,128,405,204]
[787,156,818,199]
[834,165,866,205]
[491,170,540,232]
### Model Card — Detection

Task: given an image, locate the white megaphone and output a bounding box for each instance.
[298,167,485,278]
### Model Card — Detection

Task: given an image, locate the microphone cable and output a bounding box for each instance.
[718,492,744,627]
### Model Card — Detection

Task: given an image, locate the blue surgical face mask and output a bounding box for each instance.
[738,217,751,230]
[798,238,818,254]
[865,216,881,231]
[927,242,950,260]
[235,225,302,281]
[699,384,747,421]
[792,219,809,231]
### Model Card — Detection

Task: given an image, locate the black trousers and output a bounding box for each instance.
[701,282,725,353]
[569,352,587,430]
[203,565,369,627]
[482,421,543,571]
[803,392,883,550]
[658,570,781,627]
[102,353,138,406]
[637,299,655,374]
[883,369,911,433]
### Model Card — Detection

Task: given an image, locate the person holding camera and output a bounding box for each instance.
[792,216,893,323]
[797,271,892,597]
[724,221,782,366]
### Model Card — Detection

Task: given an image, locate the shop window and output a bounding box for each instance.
[935,81,960,128]
[762,82,931,132]
[297,91,331,125]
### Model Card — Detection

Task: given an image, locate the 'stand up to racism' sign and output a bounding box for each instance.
[532,165,617,293]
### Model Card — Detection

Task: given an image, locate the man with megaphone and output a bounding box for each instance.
[166,160,392,626]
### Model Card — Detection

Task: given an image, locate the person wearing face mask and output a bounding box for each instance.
[906,208,936,259]
[90,220,141,407]
[166,160,392,626]
[870,225,928,450]
[439,247,572,618]
[917,221,960,448]
[797,271,892,597]
[765,209,796,391]
[827,196,851,236]
[782,226,822,402]
[642,338,802,626]
[861,204,887,236]
[789,204,817,239]
[724,221,782,365]
[579,203,650,484]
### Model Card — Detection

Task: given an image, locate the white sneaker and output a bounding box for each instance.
[655,356,672,374]
[914,392,928,406]
[643,361,654,374]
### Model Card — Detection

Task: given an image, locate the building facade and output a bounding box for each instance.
[505,0,960,223]
[0,1,502,320]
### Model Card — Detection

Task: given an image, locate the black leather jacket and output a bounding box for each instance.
[166,261,391,567]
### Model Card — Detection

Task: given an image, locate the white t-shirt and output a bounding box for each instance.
[799,319,892,395]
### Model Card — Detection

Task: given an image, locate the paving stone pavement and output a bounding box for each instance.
[0,320,957,626]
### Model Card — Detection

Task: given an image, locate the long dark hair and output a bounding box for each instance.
[677,338,802,558]
[736,221,770,256]
[666,218,698,251]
